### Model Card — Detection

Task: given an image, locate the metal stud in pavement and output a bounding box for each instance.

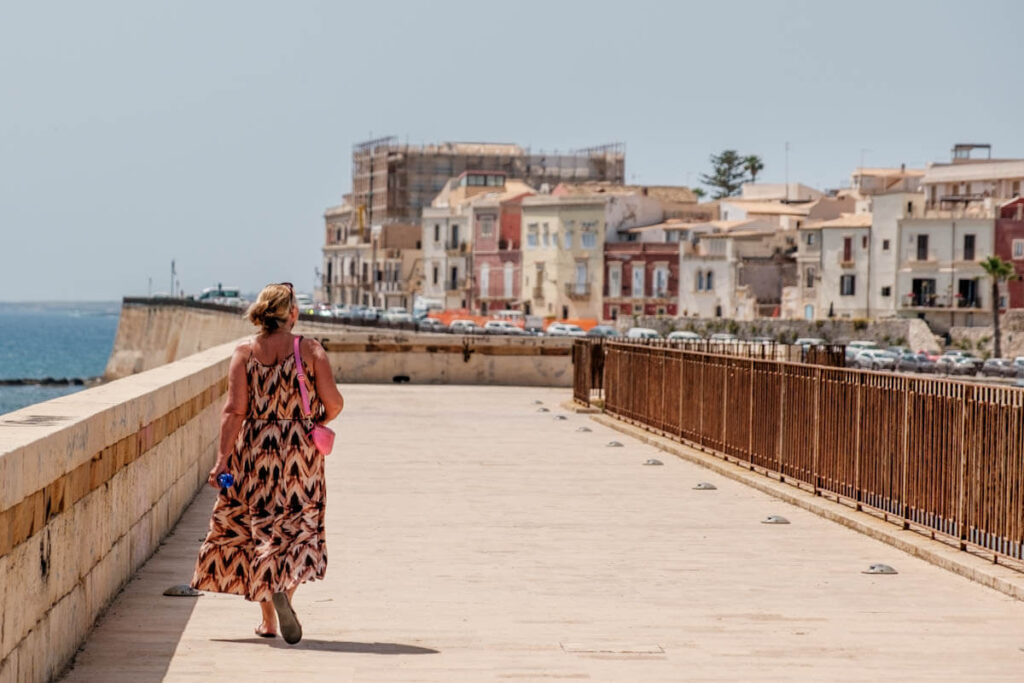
[863,563,898,575]
[606,441,623,447]
[575,426,592,432]
[537,407,550,413]
[533,400,544,405]
[693,482,717,490]
[553,415,568,420]
[163,585,202,597]
[643,458,663,466]
[761,515,790,524]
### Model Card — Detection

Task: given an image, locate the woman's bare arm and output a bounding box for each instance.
[305,338,344,422]
[208,343,249,488]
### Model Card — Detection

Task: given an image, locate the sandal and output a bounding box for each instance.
[271,592,303,645]
[254,624,277,639]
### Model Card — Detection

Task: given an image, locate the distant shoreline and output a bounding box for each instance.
[0,377,103,387]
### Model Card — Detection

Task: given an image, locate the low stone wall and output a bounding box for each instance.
[622,316,942,352]
[106,299,574,386]
[0,342,234,682]
[950,310,1024,359]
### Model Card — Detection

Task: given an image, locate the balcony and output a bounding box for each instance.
[564,283,592,299]
[900,293,983,310]
[446,241,468,255]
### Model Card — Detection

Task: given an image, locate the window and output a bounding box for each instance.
[504,262,514,298]
[882,239,890,251]
[581,231,597,249]
[881,286,891,297]
[861,235,868,249]
[916,234,929,261]
[653,267,669,297]
[451,224,459,248]
[805,266,816,289]
[563,231,574,249]
[480,217,494,237]
[434,224,441,242]
[697,271,705,291]
[632,266,645,298]
[574,262,587,294]
[480,264,490,298]
[843,237,852,262]
[906,201,914,216]
[608,264,622,298]
[806,232,816,246]
[840,274,856,296]
[706,270,714,290]
[526,228,539,248]
[1014,239,1024,259]
[964,234,976,261]
[542,224,550,247]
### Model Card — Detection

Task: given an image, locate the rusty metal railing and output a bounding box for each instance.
[572,339,605,405]
[597,341,1024,565]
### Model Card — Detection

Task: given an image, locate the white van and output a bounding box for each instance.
[626,327,661,340]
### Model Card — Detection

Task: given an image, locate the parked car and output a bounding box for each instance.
[587,325,619,338]
[980,358,1018,378]
[847,340,878,352]
[667,330,702,342]
[383,311,414,325]
[749,336,775,344]
[937,350,982,374]
[853,349,897,371]
[1013,357,1024,376]
[361,307,385,322]
[794,337,826,347]
[917,349,942,362]
[483,320,525,335]
[449,319,485,335]
[894,350,936,373]
[626,327,661,340]
[948,357,979,376]
[547,323,587,337]
[417,317,447,333]
[708,332,738,342]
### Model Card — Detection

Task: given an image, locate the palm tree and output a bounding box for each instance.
[980,255,1017,358]
[744,155,764,183]
[692,187,706,200]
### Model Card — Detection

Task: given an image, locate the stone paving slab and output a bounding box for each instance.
[62,386,1024,682]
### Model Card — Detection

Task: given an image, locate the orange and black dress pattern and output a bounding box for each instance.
[191,345,327,602]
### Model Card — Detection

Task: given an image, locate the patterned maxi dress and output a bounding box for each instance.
[191,341,328,602]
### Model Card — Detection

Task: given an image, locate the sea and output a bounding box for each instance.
[0,302,121,415]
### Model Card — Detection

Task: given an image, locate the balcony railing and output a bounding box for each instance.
[565,283,592,299]
[901,293,983,309]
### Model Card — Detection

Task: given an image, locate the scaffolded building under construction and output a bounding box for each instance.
[349,137,625,225]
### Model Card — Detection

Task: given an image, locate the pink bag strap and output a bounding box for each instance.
[292,336,312,418]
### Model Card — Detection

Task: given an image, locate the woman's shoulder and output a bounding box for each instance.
[299,335,325,358]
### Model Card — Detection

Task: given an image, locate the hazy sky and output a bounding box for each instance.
[3,0,1023,301]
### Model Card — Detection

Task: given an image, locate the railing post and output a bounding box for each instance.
[721,357,729,449]
[899,381,911,529]
[956,383,970,549]
[747,359,755,461]
[777,364,786,474]
[812,366,821,494]
[853,372,863,508]
[699,356,706,445]
[678,350,685,439]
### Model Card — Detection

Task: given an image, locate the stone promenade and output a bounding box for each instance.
[62,386,1024,682]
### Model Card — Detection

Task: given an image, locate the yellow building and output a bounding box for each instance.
[520,195,607,320]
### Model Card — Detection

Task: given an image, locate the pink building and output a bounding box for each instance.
[603,242,680,320]
[471,192,532,313]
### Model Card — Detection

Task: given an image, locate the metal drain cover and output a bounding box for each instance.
[693,482,717,490]
[863,563,898,575]
[606,441,624,448]
[576,426,592,432]
[643,458,663,466]
[163,584,202,597]
[761,515,790,524]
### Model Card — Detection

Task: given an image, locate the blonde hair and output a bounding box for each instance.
[246,283,295,333]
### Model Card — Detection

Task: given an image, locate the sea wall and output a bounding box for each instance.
[105,299,574,386]
[0,342,234,682]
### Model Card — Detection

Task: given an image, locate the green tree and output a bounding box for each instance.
[691,186,706,200]
[980,255,1017,358]
[699,150,746,199]
[744,155,764,183]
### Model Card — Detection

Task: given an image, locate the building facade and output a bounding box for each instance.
[471,192,531,313]
[603,242,679,320]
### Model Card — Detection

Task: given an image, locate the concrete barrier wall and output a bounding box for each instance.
[106,300,574,386]
[0,342,234,683]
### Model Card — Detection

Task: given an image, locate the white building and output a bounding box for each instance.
[867,192,926,317]
[922,144,1024,211]
[802,213,873,319]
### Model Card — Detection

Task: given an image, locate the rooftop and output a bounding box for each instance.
[720,199,813,216]
[61,384,1024,681]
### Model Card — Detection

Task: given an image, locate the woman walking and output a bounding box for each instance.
[192,283,344,644]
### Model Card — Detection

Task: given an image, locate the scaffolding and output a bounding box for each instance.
[349,137,626,225]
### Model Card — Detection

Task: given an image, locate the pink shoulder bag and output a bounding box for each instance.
[293,336,335,456]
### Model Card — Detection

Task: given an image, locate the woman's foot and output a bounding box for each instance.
[271,592,303,645]
[254,621,277,638]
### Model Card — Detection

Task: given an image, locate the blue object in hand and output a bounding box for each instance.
[217,472,234,490]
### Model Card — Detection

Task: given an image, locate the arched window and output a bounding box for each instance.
[697,271,705,291]
[706,270,714,290]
